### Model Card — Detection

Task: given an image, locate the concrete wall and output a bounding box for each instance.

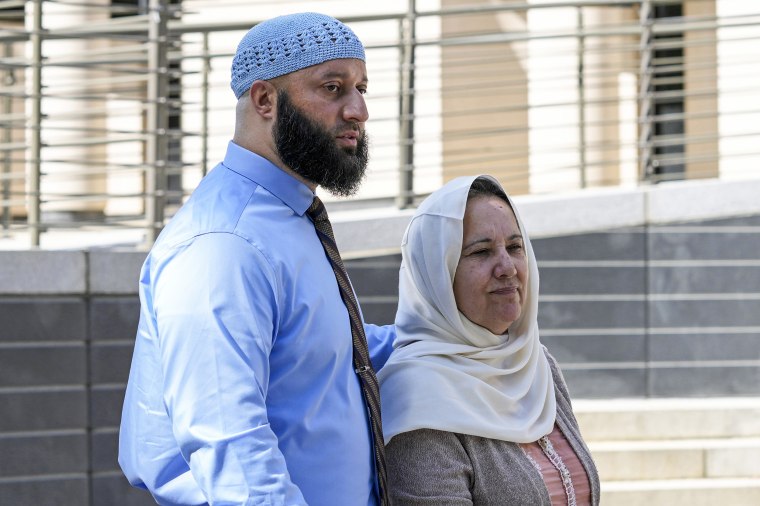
[0,250,147,505]
[1,208,760,504]
[535,214,760,398]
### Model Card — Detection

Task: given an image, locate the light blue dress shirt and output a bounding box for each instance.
[119,141,395,506]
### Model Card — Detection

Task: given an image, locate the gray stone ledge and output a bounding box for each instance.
[333,177,760,253]
[88,251,146,295]
[0,251,85,294]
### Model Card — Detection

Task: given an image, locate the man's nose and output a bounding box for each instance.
[343,90,369,123]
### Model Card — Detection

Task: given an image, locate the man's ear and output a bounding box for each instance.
[248,80,277,119]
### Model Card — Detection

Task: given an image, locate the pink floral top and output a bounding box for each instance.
[520,423,593,505]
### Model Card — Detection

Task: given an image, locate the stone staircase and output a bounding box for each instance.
[573,397,760,505]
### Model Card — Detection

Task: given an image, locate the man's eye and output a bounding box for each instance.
[325,84,340,92]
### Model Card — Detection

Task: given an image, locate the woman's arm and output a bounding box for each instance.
[386,428,474,505]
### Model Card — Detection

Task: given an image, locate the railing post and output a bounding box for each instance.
[2,42,14,235]
[145,0,169,244]
[26,0,43,247]
[638,0,655,182]
[577,6,587,189]
[397,0,416,209]
[201,31,210,177]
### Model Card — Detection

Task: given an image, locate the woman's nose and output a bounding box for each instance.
[494,251,517,278]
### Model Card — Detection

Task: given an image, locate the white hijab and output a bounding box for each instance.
[378,175,556,444]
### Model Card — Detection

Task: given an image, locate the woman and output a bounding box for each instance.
[378,175,599,505]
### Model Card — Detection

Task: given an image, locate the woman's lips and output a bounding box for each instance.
[491,286,518,295]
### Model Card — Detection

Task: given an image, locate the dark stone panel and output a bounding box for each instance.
[649,265,760,294]
[539,266,646,295]
[650,332,760,361]
[648,230,760,261]
[346,261,401,298]
[0,298,86,342]
[91,430,119,473]
[560,368,647,398]
[0,389,86,432]
[357,300,397,326]
[92,474,157,506]
[90,297,141,342]
[648,299,760,328]
[649,366,760,397]
[90,342,134,385]
[532,229,646,262]
[0,477,88,506]
[0,345,86,388]
[0,433,87,477]
[538,300,646,330]
[542,333,647,364]
[91,385,127,429]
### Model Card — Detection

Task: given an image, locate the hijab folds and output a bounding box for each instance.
[378,175,556,444]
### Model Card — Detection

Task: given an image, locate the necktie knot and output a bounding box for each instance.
[307,196,329,223]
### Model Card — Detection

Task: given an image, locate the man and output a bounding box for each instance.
[119,13,394,505]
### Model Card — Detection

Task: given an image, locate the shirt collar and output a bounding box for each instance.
[221,141,315,216]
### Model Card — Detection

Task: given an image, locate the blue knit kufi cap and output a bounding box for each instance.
[231,12,366,99]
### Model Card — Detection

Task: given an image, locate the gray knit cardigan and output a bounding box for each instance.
[385,351,600,505]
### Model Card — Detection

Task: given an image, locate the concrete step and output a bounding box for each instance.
[600,478,760,506]
[573,397,760,442]
[589,437,760,481]
[574,398,760,503]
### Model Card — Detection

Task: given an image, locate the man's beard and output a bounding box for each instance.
[273,91,369,197]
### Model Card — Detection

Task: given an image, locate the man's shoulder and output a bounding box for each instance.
[150,168,307,260]
[155,166,260,243]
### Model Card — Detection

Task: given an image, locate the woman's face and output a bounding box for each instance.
[453,196,528,335]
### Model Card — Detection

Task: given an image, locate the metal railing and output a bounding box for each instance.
[1,0,759,248]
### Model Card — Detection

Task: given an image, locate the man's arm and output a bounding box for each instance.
[365,323,396,371]
[154,233,307,505]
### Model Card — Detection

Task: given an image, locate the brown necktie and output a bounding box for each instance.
[306,196,389,505]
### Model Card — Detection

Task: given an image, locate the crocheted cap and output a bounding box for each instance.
[231,12,366,99]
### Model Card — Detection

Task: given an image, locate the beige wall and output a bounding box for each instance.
[581,5,639,187]
[683,0,719,179]
[440,2,641,193]
[441,0,530,194]
[440,1,718,190]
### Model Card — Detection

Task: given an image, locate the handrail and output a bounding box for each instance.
[1,0,759,248]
